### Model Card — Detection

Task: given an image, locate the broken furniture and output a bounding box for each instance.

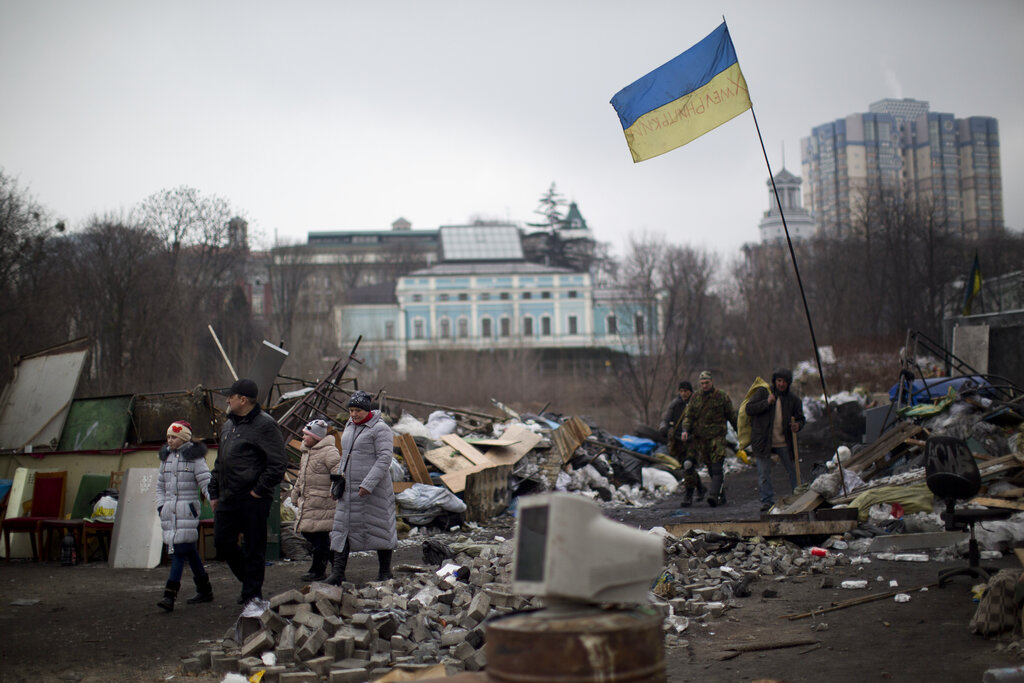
[2,470,67,561]
[39,472,110,562]
[925,434,1012,586]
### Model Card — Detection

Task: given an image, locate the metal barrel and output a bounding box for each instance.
[485,608,665,682]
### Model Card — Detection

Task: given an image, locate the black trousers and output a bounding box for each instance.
[213,495,271,602]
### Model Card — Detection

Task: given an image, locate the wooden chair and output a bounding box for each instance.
[3,471,67,562]
[39,473,111,562]
[198,499,215,562]
[80,471,123,563]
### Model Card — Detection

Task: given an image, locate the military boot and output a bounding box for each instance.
[325,550,348,586]
[680,487,694,508]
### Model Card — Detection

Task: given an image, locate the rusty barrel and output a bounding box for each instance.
[485,607,664,682]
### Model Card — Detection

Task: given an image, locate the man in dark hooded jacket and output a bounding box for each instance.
[745,367,805,511]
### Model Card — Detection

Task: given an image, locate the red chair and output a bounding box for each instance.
[3,471,67,562]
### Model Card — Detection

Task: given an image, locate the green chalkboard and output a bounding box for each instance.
[57,396,135,451]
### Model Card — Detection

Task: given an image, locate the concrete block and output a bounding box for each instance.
[390,635,411,654]
[274,647,294,665]
[323,615,343,635]
[453,641,475,661]
[440,630,468,647]
[271,589,306,608]
[466,592,490,622]
[279,602,311,617]
[306,654,335,676]
[297,627,329,661]
[329,670,371,683]
[466,648,487,672]
[261,608,289,635]
[240,630,276,659]
[351,613,372,629]
[293,610,325,631]
[237,656,264,674]
[325,634,355,660]
[315,596,338,618]
[260,665,288,682]
[211,653,238,673]
[192,650,213,670]
[279,672,318,682]
[180,657,203,674]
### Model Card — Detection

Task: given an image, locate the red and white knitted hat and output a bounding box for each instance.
[167,420,193,441]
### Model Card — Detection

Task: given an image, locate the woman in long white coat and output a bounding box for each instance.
[326,390,397,584]
[290,419,341,582]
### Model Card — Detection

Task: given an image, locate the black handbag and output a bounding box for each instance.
[330,472,345,499]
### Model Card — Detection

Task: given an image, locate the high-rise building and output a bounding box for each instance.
[801,98,1002,239]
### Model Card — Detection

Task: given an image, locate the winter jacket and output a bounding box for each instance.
[330,411,397,552]
[156,441,211,546]
[682,387,737,440]
[659,396,689,440]
[291,433,342,534]
[209,404,287,509]
[745,367,806,459]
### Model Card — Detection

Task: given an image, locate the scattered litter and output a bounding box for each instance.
[841,580,868,589]
[894,593,911,603]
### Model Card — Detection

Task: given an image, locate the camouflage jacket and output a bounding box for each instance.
[681,388,737,440]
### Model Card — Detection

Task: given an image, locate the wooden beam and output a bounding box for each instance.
[395,434,432,485]
[664,518,857,538]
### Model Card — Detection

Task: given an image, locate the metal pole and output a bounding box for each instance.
[208,324,238,380]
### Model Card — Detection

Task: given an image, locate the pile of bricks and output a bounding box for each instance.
[181,539,532,681]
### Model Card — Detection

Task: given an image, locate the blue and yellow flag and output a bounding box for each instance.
[610,23,751,163]
[962,252,982,315]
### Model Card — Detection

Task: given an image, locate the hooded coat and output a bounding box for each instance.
[156,441,211,546]
[292,432,342,534]
[330,411,397,552]
[745,367,806,458]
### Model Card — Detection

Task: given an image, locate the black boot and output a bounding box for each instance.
[300,553,328,582]
[325,549,348,586]
[695,480,708,501]
[376,549,394,581]
[680,487,694,508]
[707,473,724,507]
[157,580,180,612]
[186,574,214,604]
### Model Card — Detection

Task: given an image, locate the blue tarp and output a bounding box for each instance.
[888,375,991,406]
[615,435,657,455]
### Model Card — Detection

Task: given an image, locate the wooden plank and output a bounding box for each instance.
[664,518,858,538]
[550,416,592,464]
[464,438,520,448]
[439,425,542,494]
[464,465,512,522]
[393,481,415,493]
[422,445,474,474]
[395,434,432,485]
[441,434,490,466]
[777,422,924,515]
[969,496,1024,511]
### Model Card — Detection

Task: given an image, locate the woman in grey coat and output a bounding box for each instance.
[156,420,213,611]
[326,390,397,584]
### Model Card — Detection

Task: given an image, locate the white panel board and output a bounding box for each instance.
[108,468,162,569]
[952,324,989,375]
[0,348,88,450]
[0,468,35,558]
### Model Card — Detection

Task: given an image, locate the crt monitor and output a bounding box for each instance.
[512,492,664,604]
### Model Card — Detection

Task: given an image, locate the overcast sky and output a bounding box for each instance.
[2,1,1022,258]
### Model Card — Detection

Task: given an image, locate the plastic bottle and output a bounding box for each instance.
[60,533,76,566]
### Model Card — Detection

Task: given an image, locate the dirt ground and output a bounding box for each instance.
[1,453,1021,683]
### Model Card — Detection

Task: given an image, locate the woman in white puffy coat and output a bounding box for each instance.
[290,419,341,582]
[156,420,213,611]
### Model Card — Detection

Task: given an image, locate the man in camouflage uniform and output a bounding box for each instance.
[681,370,737,507]
[659,380,706,506]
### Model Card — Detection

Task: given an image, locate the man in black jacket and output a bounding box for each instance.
[745,368,805,512]
[659,381,706,506]
[209,378,287,606]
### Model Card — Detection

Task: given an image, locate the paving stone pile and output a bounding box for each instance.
[180,526,855,681]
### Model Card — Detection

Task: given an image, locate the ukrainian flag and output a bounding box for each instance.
[611,23,751,163]
[962,252,982,315]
